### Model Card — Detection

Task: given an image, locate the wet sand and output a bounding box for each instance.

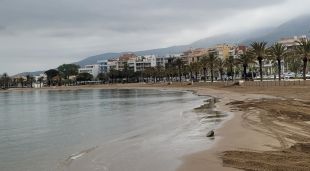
[3,82,310,171]
[177,87,280,171]
[178,84,310,171]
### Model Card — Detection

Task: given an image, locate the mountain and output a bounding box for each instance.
[74,45,190,67]
[74,52,121,68]
[190,27,273,48]
[14,71,45,77]
[74,28,272,67]
[243,14,310,44]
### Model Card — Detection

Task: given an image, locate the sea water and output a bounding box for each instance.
[0,89,226,171]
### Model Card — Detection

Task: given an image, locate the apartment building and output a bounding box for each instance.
[78,64,100,78]
[128,55,156,72]
[278,35,307,50]
[215,44,234,59]
[181,48,208,64]
[97,60,109,73]
[117,53,137,71]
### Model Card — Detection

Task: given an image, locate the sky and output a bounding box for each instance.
[0,0,310,75]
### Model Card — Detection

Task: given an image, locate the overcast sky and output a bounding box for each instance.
[1,0,310,75]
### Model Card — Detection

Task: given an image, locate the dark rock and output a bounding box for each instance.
[206,130,215,137]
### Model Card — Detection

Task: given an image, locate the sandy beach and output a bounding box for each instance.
[2,82,310,171]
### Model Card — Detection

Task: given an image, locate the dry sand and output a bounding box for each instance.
[2,82,310,171]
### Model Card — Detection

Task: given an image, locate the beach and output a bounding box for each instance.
[1,83,310,171]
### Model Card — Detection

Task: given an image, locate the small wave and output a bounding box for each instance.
[69,152,85,160]
[63,146,98,166]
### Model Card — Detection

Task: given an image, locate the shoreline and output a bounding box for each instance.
[177,88,279,171]
[2,83,310,170]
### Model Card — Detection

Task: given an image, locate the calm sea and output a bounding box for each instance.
[0,89,225,171]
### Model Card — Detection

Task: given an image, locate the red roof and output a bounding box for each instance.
[119,53,137,61]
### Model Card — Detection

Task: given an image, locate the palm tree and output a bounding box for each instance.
[155,65,164,82]
[236,52,256,81]
[122,63,130,83]
[1,73,9,89]
[216,58,225,81]
[38,76,44,88]
[108,69,119,83]
[206,53,218,82]
[286,52,302,78]
[174,58,184,82]
[268,43,287,81]
[296,38,310,80]
[26,75,34,88]
[225,55,235,80]
[186,63,194,81]
[250,41,268,81]
[18,77,24,88]
[200,55,208,82]
[191,62,201,82]
[143,67,154,83]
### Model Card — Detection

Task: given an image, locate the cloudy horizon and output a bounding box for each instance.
[1,0,310,75]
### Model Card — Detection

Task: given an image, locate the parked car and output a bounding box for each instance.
[283,72,295,79]
[242,72,256,81]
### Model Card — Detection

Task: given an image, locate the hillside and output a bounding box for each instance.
[243,14,310,44]
[74,28,272,67]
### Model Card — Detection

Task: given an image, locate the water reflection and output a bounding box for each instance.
[0,89,216,171]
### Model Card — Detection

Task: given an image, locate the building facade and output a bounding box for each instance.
[78,64,100,78]
[128,55,157,72]
[278,35,307,50]
[181,48,208,64]
[97,60,109,74]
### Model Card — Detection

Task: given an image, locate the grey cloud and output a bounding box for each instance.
[0,0,284,31]
[0,0,308,74]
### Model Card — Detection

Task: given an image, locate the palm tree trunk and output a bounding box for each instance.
[178,68,181,82]
[230,66,234,81]
[243,65,247,81]
[203,68,207,82]
[277,59,281,81]
[211,67,214,83]
[303,57,307,81]
[259,59,263,82]
[3,80,6,89]
[220,70,223,81]
[190,71,193,81]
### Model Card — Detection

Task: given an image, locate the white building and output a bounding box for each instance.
[34,73,47,81]
[108,60,118,71]
[156,57,168,68]
[278,35,307,50]
[128,55,156,72]
[78,64,100,78]
[97,60,109,73]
